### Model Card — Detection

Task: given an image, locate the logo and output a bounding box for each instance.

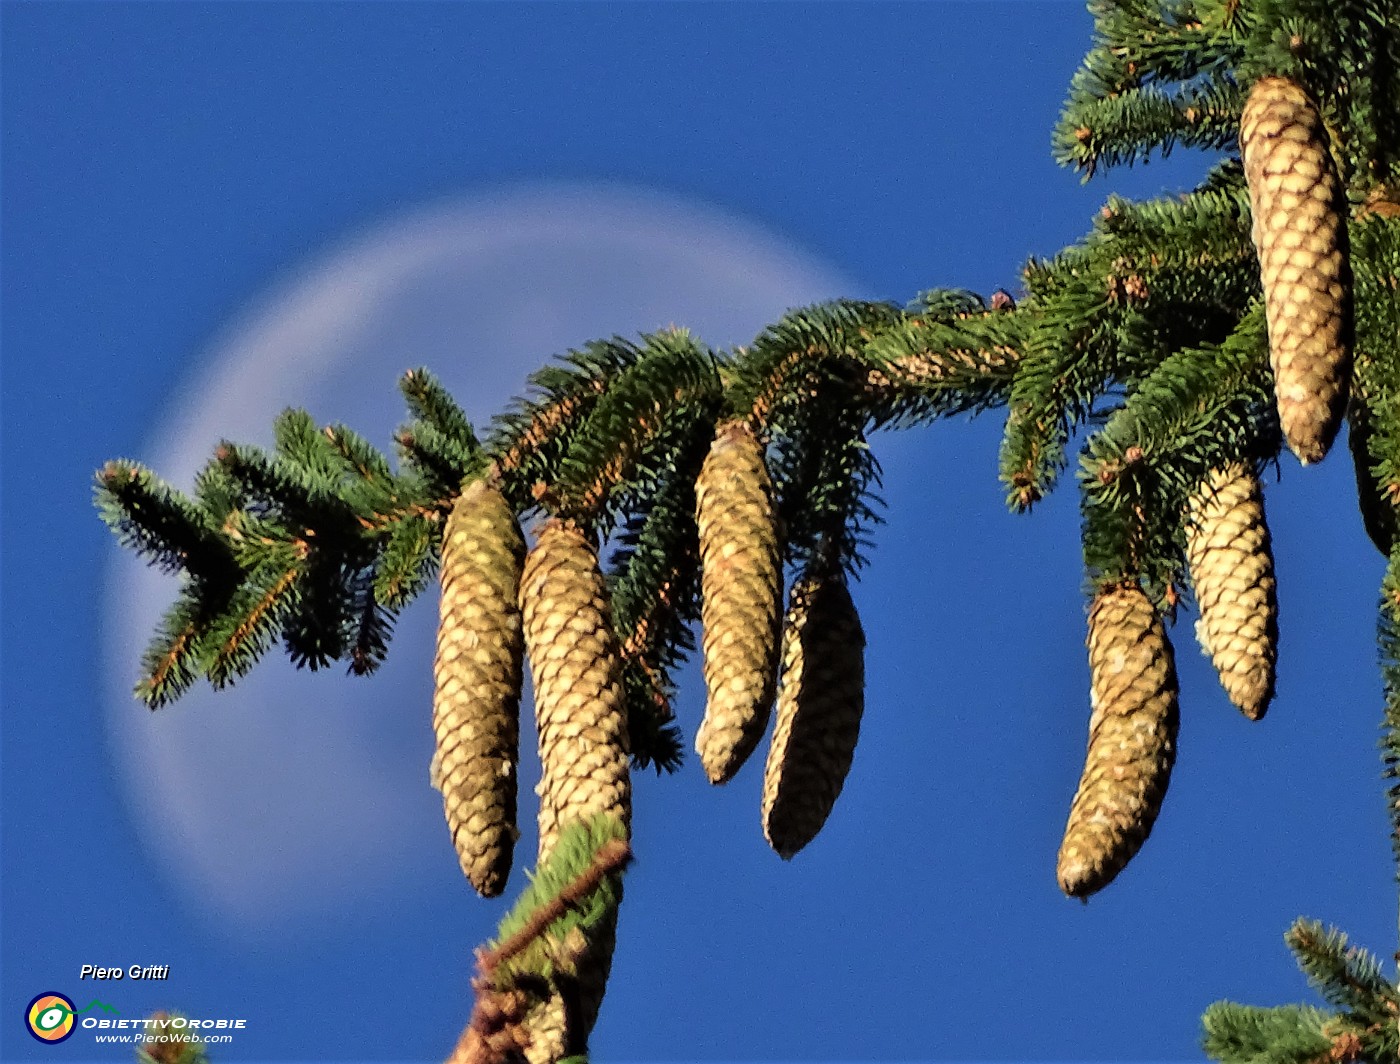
[26,993,76,1044]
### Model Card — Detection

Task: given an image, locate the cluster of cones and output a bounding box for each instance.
[432,477,629,1061]
[429,417,868,1057]
[1058,73,1359,898]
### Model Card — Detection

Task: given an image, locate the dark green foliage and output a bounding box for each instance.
[553,329,721,529]
[605,412,715,774]
[486,339,640,511]
[1203,918,1399,1064]
[95,460,239,584]
[863,289,1026,426]
[1079,305,1275,602]
[732,301,901,574]
[1201,1001,1335,1064]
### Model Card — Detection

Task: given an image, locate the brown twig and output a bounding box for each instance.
[445,836,633,1064]
[475,837,632,981]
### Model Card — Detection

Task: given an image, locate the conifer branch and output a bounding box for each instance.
[475,837,632,979]
[606,414,713,772]
[1201,1001,1337,1064]
[95,460,239,583]
[863,295,1027,425]
[486,341,641,509]
[1056,79,1242,178]
[1078,306,1273,603]
[732,300,903,429]
[204,557,303,687]
[553,329,721,525]
[1285,919,1400,1024]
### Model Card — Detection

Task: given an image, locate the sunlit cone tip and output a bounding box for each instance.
[695,420,782,785]
[1184,464,1278,721]
[433,478,525,897]
[1057,583,1178,898]
[761,573,865,859]
[1240,75,1353,465]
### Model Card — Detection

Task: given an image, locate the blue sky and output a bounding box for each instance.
[2,3,1392,1063]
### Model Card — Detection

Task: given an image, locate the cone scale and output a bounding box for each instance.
[1057,584,1179,899]
[432,478,525,898]
[1184,464,1278,721]
[1240,75,1353,465]
[761,572,866,860]
[695,421,783,784]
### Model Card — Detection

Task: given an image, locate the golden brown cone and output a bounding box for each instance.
[695,421,782,784]
[1183,464,1278,720]
[761,572,866,859]
[1057,584,1179,899]
[519,521,630,1052]
[432,478,525,897]
[1240,75,1353,464]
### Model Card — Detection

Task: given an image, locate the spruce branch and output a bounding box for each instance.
[486,341,641,510]
[1078,306,1273,603]
[203,552,304,687]
[1201,1000,1338,1064]
[136,588,223,708]
[606,412,714,773]
[730,300,903,429]
[1285,919,1400,1024]
[1056,77,1242,178]
[400,367,481,462]
[863,292,1027,425]
[95,460,240,583]
[1073,0,1242,97]
[448,818,631,1064]
[553,328,721,527]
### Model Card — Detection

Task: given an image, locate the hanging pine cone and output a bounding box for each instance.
[520,521,631,862]
[1183,464,1278,721]
[761,571,866,859]
[694,420,782,785]
[519,521,630,1049]
[432,477,525,898]
[1057,583,1179,899]
[1240,74,1353,465]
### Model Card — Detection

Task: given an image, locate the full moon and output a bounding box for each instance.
[102,183,861,938]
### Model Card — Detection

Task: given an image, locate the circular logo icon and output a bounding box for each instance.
[26,993,76,1043]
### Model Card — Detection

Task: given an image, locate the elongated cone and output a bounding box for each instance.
[1057,584,1179,898]
[695,421,782,784]
[432,478,525,898]
[761,572,865,859]
[1240,75,1352,464]
[1184,464,1278,720]
[519,521,630,1054]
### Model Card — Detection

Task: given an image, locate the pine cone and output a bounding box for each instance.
[520,521,631,862]
[519,521,630,1046]
[695,421,782,784]
[432,478,525,898]
[1240,74,1353,464]
[1057,584,1179,899]
[761,572,866,859]
[1184,464,1278,721]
